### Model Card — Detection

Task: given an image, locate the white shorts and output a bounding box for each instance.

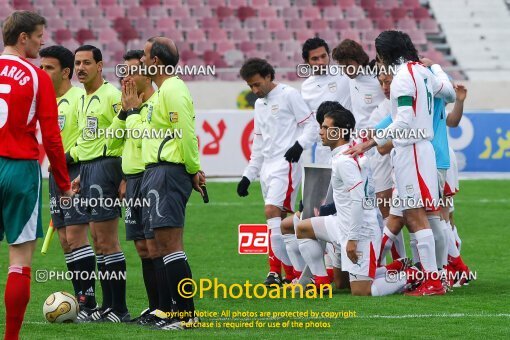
[370,151,393,193]
[437,169,447,198]
[390,141,440,212]
[340,237,379,281]
[260,158,302,212]
[389,187,403,217]
[325,241,342,269]
[445,147,459,196]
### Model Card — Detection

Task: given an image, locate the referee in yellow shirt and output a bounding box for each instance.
[123,37,205,331]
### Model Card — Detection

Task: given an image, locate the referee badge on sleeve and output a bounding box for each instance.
[112,103,122,115]
[169,111,179,123]
[58,115,66,131]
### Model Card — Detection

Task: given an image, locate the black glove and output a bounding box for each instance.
[319,202,336,216]
[284,141,303,163]
[118,109,127,121]
[237,176,251,197]
[298,199,304,213]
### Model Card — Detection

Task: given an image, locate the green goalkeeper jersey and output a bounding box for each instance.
[127,76,200,174]
[57,86,84,156]
[107,91,158,175]
[72,80,123,162]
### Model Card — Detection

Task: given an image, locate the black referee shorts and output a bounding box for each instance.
[141,162,192,229]
[125,172,154,240]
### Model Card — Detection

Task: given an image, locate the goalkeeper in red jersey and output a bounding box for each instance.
[0,11,73,340]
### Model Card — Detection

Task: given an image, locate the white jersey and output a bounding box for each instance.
[243,83,319,181]
[369,99,393,193]
[349,74,385,129]
[301,73,352,165]
[330,144,379,241]
[375,62,456,148]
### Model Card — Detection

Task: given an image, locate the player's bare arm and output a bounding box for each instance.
[447,84,467,127]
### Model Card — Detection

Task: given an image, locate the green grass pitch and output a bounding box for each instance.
[1,179,509,338]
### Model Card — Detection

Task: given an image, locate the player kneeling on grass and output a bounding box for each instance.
[297,108,415,296]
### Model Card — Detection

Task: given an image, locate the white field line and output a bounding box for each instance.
[24,313,510,325]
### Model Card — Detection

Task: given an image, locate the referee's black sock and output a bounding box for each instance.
[141,257,159,311]
[154,256,173,313]
[163,251,194,318]
[64,252,80,297]
[97,254,112,310]
[105,252,128,314]
[72,245,96,308]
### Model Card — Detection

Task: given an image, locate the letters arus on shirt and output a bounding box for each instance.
[238,224,269,254]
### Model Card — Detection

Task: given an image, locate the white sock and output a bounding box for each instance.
[428,216,447,268]
[393,231,406,259]
[446,221,460,258]
[268,217,292,266]
[283,234,306,272]
[409,233,420,264]
[298,238,328,277]
[371,276,407,296]
[379,226,396,264]
[415,229,438,273]
[453,225,462,252]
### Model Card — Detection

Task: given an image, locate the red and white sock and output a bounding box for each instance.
[268,236,281,274]
[268,217,292,266]
[371,276,406,296]
[378,227,395,266]
[4,266,31,340]
[446,221,461,258]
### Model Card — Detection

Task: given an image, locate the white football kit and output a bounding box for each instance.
[349,74,386,129]
[374,63,456,212]
[301,73,352,165]
[243,83,319,211]
[369,98,393,193]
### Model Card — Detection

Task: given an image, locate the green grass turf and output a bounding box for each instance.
[1,180,509,339]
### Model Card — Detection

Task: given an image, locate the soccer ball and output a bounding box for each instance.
[43,292,79,323]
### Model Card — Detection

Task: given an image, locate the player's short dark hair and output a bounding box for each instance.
[123,49,144,63]
[75,45,102,63]
[316,101,345,126]
[302,37,330,62]
[332,39,369,66]
[39,45,75,79]
[147,37,179,67]
[375,30,419,66]
[2,11,46,46]
[324,107,356,142]
[239,58,275,81]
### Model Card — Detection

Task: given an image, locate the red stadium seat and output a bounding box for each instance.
[186,0,202,7]
[360,0,377,10]
[310,19,328,31]
[46,19,67,31]
[38,6,60,19]
[207,28,228,41]
[119,27,139,44]
[345,6,365,20]
[281,7,299,20]
[140,0,160,7]
[98,28,118,43]
[202,17,220,29]
[76,29,96,45]
[193,7,213,18]
[252,29,268,43]
[338,0,356,8]
[407,30,427,46]
[126,6,147,19]
[252,0,270,7]
[318,30,338,43]
[99,0,118,6]
[90,18,111,31]
[266,19,285,31]
[203,50,223,64]
[295,29,316,42]
[316,0,335,8]
[171,7,189,17]
[156,18,176,30]
[105,6,126,19]
[367,7,386,20]
[294,0,312,6]
[55,0,73,6]
[54,29,73,44]
[362,29,379,43]
[355,18,374,30]
[161,0,182,4]
[215,40,235,53]
[380,0,399,8]
[322,6,344,20]
[239,41,257,53]
[391,8,408,21]
[135,17,154,30]
[237,6,257,21]
[376,18,395,30]
[419,18,439,34]
[180,18,199,30]
[331,19,351,30]
[272,0,290,7]
[397,18,418,31]
[208,0,226,7]
[275,29,293,41]
[402,0,421,9]
[187,29,206,42]
[230,0,248,6]
[289,20,307,30]
[260,41,281,54]
[413,7,430,20]
[258,7,278,18]
[222,17,242,31]
[180,50,198,62]
[300,6,321,20]
[68,18,90,31]
[121,0,140,6]
[83,7,103,18]
[243,17,264,31]
[232,29,249,41]
[113,17,132,30]
[216,6,235,20]
[340,29,361,41]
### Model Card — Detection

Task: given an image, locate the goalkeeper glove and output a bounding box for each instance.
[284,141,303,163]
[237,176,251,197]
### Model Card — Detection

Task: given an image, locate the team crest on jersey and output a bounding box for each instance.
[169,112,179,123]
[364,94,373,104]
[271,104,279,114]
[58,115,66,131]
[328,82,337,93]
[112,103,122,115]
[86,117,98,130]
[406,185,414,195]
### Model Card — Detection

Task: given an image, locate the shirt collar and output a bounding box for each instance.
[330,143,350,157]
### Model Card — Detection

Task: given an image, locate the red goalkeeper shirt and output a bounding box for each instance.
[0,55,70,192]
